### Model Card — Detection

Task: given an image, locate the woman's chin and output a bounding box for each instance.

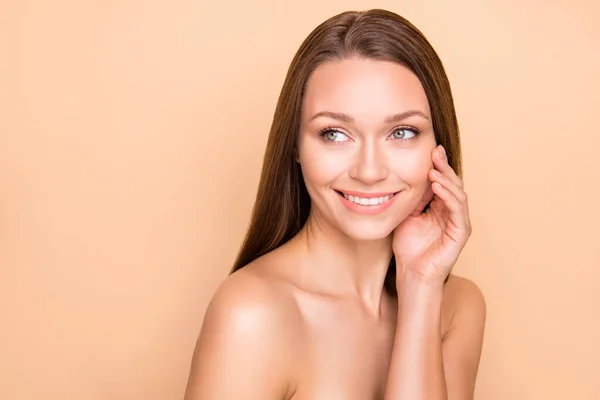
[339,225,396,243]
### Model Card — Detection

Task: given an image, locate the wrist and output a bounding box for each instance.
[395,275,444,328]
[396,267,446,291]
[396,269,444,310]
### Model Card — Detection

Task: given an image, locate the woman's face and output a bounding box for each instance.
[297,58,437,241]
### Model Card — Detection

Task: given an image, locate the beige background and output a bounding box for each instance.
[1,0,599,399]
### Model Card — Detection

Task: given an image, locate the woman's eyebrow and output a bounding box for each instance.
[384,110,430,123]
[309,110,430,123]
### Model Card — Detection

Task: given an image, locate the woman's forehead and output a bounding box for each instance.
[302,58,431,121]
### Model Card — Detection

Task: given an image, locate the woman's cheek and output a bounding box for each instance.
[393,148,433,187]
[301,141,347,173]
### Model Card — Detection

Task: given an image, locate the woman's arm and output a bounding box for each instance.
[386,145,486,399]
[384,272,447,399]
[184,273,295,400]
[384,273,486,400]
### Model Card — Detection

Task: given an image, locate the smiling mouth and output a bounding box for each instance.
[335,190,398,206]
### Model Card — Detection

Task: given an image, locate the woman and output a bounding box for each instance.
[185,9,486,400]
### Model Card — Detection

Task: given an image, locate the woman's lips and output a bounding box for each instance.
[335,190,400,215]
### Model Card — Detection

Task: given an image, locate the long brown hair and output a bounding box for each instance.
[230,9,462,293]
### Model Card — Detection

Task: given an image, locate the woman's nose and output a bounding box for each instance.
[348,142,389,184]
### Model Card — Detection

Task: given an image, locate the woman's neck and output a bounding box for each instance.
[288,214,394,315]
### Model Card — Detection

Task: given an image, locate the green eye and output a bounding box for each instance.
[321,129,349,142]
[326,131,338,141]
[391,128,419,140]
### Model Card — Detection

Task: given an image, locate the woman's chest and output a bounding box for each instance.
[289,303,397,400]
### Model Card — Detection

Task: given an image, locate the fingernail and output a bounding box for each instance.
[439,146,446,159]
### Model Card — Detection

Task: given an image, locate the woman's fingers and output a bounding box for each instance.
[432,145,463,190]
[429,168,466,205]
[429,145,472,237]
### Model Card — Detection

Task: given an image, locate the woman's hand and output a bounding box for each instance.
[392,145,472,286]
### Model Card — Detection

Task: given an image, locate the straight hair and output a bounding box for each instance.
[230,9,461,293]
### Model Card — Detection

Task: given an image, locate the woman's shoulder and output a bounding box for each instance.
[441,274,487,338]
[204,261,302,335]
[443,274,486,308]
[186,262,301,398]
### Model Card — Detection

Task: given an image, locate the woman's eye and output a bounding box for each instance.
[390,127,419,140]
[322,130,349,142]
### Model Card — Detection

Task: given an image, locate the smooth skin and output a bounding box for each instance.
[184,59,486,400]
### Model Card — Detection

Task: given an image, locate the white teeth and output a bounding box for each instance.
[342,193,394,206]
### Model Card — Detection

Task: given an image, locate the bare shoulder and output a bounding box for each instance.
[205,263,301,330]
[441,274,486,341]
[442,274,486,326]
[443,274,486,312]
[184,262,301,400]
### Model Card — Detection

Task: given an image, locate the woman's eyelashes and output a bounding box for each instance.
[389,126,421,140]
[318,126,422,143]
[318,127,350,142]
